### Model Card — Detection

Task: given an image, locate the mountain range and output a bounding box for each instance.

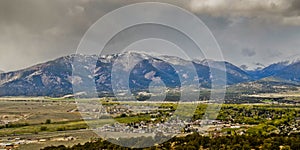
[0,52,299,97]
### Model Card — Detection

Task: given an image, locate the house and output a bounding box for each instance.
[4,143,15,150]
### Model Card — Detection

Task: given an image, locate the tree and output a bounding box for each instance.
[40,126,47,131]
[45,119,51,124]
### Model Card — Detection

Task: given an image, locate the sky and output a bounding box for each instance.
[1,0,300,71]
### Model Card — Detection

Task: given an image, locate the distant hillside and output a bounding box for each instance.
[274,61,300,82]
[245,57,300,81]
[1,52,300,97]
[0,55,77,97]
[0,52,252,97]
[228,77,299,94]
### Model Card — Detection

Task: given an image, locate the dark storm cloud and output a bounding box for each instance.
[265,49,283,58]
[0,0,300,71]
[190,0,300,26]
[241,48,256,57]
[0,0,128,71]
[291,0,300,12]
[0,0,187,71]
[254,62,265,67]
[239,65,248,70]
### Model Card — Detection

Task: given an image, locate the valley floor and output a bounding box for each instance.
[0,96,298,149]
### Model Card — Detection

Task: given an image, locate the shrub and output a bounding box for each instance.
[45,119,52,124]
[40,126,48,131]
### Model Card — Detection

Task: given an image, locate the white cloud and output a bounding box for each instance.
[190,0,291,16]
[283,16,300,26]
[190,0,300,26]
[67,5,85,16]
[0,0,300,71]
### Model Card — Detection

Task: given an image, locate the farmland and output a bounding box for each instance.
[0,96,299,149]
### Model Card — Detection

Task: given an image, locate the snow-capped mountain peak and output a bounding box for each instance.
[277,54,300,66]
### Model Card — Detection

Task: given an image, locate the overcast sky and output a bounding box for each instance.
[1,0,300,71]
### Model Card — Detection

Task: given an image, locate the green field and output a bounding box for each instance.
[0,97,299,149]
